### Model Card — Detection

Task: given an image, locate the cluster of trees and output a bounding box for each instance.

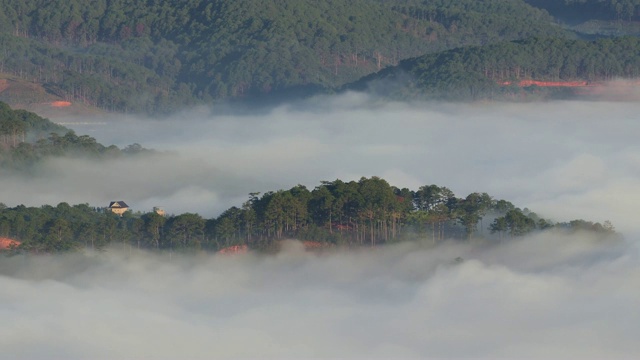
[389,0,564,45]
[0,101,66,147]
[0,34,186,113]
[0,101,25,147]
[0,177,618,254]
[352,36,640,100]
[0,202,181,253]
[0,101,151,170]
[0,130,151,170]
[0,0,568,112]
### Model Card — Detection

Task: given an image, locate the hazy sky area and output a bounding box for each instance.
[2,94,640,358]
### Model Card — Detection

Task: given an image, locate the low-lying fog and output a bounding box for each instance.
[1,234,638,358]
[5,93,640,237]
[2,93,640,358]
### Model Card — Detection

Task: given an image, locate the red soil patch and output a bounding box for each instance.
[500,79,640,100]
[302,241,333,250]
[51,101,72,107]
[217,245,248,255]
[500,80,590,87]
[0,237,20,250]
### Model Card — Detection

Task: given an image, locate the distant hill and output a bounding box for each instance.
[0,0,568,113]
[523,0,640,37]
[346,36,640,101]
[524,0,640,23]
[0,101,149,170]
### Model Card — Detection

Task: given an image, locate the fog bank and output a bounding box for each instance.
[2,94,640,237]
[1,232,638,358]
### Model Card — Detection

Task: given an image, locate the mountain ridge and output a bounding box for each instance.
[0,0,571,114]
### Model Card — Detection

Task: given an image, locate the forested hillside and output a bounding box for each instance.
[0,0,567,113]
[349,36,640,100]
[0,101,150,170]
[0,176,619,254]
[3,103,619,254]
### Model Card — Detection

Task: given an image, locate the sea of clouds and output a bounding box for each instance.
[0,233,638,359]
[1,93,640,358]
[2,94,640,236]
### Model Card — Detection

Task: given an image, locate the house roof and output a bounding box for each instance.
[108,201,129,208]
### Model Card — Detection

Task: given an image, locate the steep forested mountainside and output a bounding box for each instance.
[0,0,567,113]
[348,36,640,100]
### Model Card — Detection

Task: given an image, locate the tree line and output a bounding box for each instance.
[0,104,622,254]
[0,177,618,255]
[351,36,640,100]
[0,101,151,170]
[0,0,568,113]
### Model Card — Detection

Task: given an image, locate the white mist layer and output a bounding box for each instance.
[0,94,640,238]
[1,95,636,238]
[1,233,638,359]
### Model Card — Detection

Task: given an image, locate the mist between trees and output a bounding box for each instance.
[0,176,619,255]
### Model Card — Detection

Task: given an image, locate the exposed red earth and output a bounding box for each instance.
[499,79,640,100]
[217,245,249,255]
[500,79,640,88]
[0,237,20,251]
[301,241,333,250]
[500,80,591,87]
[50,101,72,107]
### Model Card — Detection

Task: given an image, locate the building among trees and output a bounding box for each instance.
[107,201,129,216]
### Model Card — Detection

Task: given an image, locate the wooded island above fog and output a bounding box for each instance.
[0,101,623,254]
[0,176,619,254]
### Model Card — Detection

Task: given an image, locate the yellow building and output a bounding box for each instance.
[153,206,166,216]
[107,201,129,216]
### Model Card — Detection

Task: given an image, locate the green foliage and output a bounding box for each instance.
[490,209,537,238]
[0,101,152,170]
[166,213,205,249]
[0,0,568,113]
[351,36,640,100]
[0,176,621,255]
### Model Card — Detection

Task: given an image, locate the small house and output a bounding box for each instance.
[107,201,129,216]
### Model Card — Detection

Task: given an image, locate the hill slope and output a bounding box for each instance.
[347,36,640,100]
[0,0,568,113]
[0,101,149,171]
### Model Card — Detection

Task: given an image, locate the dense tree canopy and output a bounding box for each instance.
[0,101,151,170]
[350,36,640,100]
[0,0,569,113]
[0,176,620,255]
